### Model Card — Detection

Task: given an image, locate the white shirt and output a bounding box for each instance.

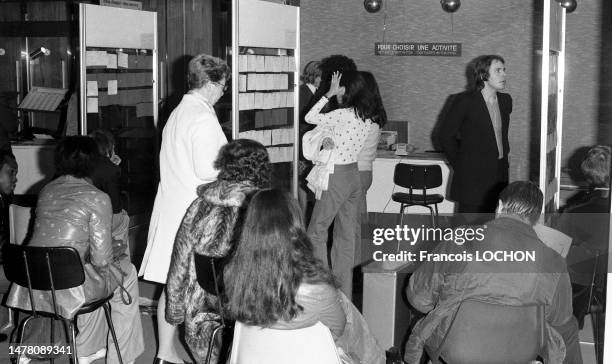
[306,83,317,94]
[483,93,504,159]
[358,123,380,171]
[305,97,371,164]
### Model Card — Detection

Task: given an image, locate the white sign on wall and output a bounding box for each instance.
[100,0,142,11]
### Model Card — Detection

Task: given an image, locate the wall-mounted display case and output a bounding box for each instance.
[232,0,299,195]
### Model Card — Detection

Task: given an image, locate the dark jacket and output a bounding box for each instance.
[90,156,123,214]
[557,190,610,285]
[299,83,316,163]
[439,90,512,206]
[165,179,258,363]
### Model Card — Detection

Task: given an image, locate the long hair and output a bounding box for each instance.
[339,71,378,122]
[360,71,387,127]
[473,55,505,90]
[224,189,335,326]
[319,54,357,83]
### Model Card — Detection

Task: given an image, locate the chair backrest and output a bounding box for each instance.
[230,321,341,364]
[9,204,34,245]
[393,163,442,191]
[3,244,85,316]
[438,299,545,364]
[194,253,226,325]
[4,244,85,291]
[194,253,224,297]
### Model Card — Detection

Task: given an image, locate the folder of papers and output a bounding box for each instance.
[533,223,572,258]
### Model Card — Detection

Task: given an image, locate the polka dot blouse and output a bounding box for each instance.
[305,97,371,164]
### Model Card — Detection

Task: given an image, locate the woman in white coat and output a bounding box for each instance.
[139,53,230,364]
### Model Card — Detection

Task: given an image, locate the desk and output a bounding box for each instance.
[362,260,417,350]
[367,151,455,214]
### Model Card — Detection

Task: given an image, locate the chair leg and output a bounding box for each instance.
[50,318,55,364]
[434,204,439,227]
[205,323,224,364]
[103,302,124,364]
[425,205,435,228]
[15,315,34,364]
[68,319,78,364]
[399,204,406,226]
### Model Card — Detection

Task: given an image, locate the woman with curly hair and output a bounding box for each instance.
[165,139,271,363]
[224,189,384,364]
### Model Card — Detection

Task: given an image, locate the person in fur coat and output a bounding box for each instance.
[165,139,271,363]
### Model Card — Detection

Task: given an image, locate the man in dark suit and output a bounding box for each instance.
[440,55,512,219]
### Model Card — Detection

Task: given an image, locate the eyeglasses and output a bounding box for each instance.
[211,81,228,92]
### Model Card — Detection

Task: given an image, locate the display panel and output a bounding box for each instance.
[79,4,158,213]
[233,0,299,194]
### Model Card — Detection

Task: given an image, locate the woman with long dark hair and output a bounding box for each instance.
[224,189,384,364]
[304,70,375,298]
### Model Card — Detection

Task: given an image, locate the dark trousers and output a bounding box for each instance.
[456,174,508,226]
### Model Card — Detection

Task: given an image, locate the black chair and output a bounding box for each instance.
[3,244,123,364]
[572,249,605,362]
[194,253,231,364]
[391,163,444,227]
[434,300,545,364]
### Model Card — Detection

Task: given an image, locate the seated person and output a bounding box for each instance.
[556,145,610,327]
[0,151,18,256]
[89,129,123,214]
[165,139,271,363]
[6,136,144,364]
[224,189,385,364]
[89,129,130,254]
[0,152,18,336]
[405,181,581,364]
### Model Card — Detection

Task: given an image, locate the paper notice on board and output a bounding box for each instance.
[287,56,296,72]
[107,53,118,69]
[255,56,265,72]
[87,97,98,113]
[86,81,98,96]
[86,51,108,67]
[117,52,128,68]
[239,75,247,92]
[239,55,248,72]
[286,91,294,107]
[107,80,118,95]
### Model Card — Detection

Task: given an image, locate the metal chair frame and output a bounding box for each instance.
[3,244,123,364]
[435,299,545,364]
[392,163,444,227]
[194,253,231,364]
